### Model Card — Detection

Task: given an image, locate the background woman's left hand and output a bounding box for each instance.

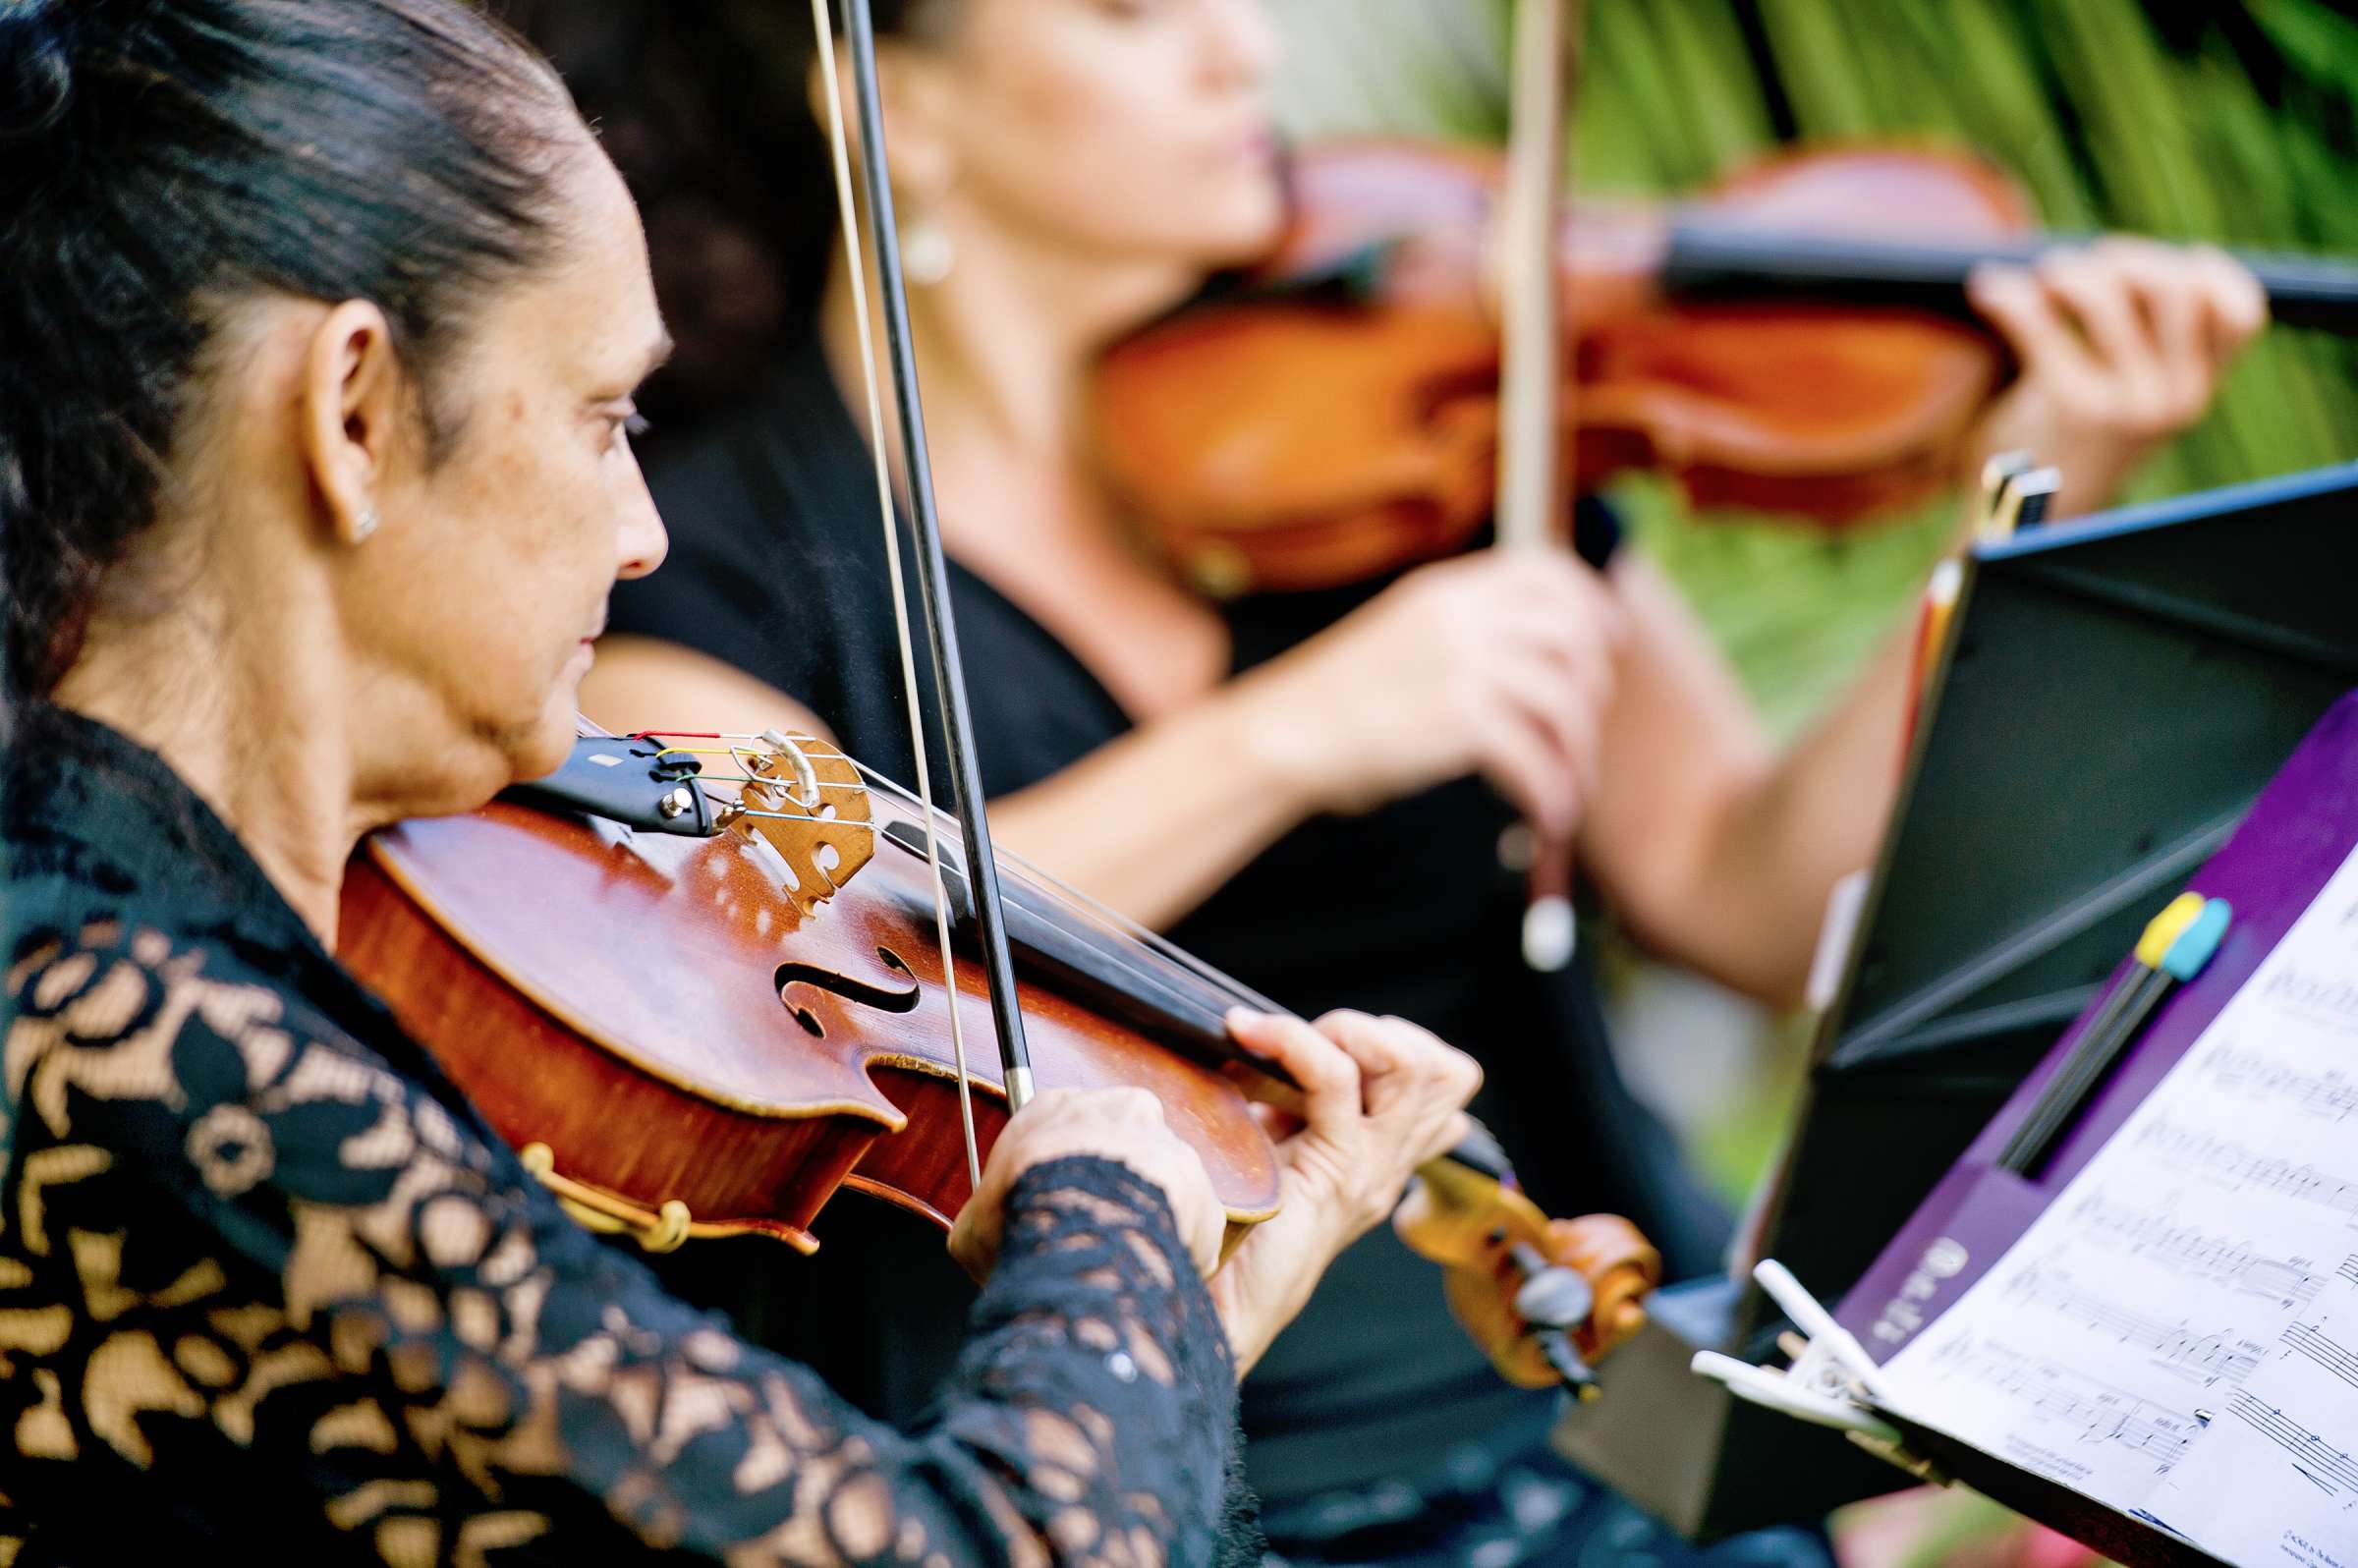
[1964,238,2267,519]
[1206,1008,1482,1375]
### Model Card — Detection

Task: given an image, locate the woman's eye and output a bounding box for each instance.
[607,409,648,451]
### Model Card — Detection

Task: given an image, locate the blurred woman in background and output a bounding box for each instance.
[552,3,2264,1564]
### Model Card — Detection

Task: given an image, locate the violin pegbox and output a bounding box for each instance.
[719,730,876,919]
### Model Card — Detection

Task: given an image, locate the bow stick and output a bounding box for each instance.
[1497,0,1587,974]
[812,0,1034,1194]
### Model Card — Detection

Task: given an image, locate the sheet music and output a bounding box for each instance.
[1878,841,2358,1566]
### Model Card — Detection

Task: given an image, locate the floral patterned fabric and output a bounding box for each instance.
[0,702,1244,1565]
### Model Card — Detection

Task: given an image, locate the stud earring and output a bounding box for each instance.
[354,506,379,542]
[900,212,956,287]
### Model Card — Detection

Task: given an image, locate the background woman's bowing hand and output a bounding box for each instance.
[1965,238,2267,518]
[1237,549,1626,842]
[1207,1007,1484,1374]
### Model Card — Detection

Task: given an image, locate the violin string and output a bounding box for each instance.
[728,810,879,831]
[810,0,982,1196]
[842,756,1289,1019]
[641,729,1283,1030]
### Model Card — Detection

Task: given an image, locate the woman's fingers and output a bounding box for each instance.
[1470,699,1575,838]
[945,1188,1003,1282]
[1304,1009,1483,1135]
[1970,259,2105,395]
[2192,243,2267,363]
[2038,246,2165,388]
[951,1087,1226,1282]
[1226,1007,1364,1121]
[2132,247,2211,424]
[1977,241,2266,427]
[1505,650,1607,808]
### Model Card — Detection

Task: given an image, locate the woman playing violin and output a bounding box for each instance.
[0,1,1484,1559]
[564,3,2270,1563]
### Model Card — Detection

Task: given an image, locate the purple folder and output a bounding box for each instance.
[1838,691,2358,1351]
[1826,691,2358,1562]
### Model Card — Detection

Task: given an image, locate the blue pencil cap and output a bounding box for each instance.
[2161,898,2231,982]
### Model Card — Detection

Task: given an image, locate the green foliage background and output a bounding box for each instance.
[1264,0,2358,732]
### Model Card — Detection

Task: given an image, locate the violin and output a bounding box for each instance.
[1092,138,2358,597]
[337,726,1659,1392]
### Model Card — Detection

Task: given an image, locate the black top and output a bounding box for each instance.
[609,329,1732,1506]
[0,700,1251,1564]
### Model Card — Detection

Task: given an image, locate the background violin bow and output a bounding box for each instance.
[1496,0,1585,974]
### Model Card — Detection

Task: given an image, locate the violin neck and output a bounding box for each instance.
[871,818,1517,1185]
[1660,221,2358,336]
[877,819,1272,1065]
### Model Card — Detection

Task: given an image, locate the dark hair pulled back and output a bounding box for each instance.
[0,0,580,704]
[510,0,953,445]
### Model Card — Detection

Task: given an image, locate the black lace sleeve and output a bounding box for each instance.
[0,921,1244,1566]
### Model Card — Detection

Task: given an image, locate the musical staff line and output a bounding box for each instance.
[2133,1119,2358,1219]
[2008,1264,2262,1384]
[2198,1044,2358,1123]
[2229,1391,2358,1496]
[2282,1321,2358,1393]
[2339,1254,2358,1288]
[2067,1190,2327,1307]
[1929,1339,2197,1469]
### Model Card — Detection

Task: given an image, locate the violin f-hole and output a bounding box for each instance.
[775,948,923,1036]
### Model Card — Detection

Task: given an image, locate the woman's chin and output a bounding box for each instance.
[511,683,588,784]
[1191,189,1286,268]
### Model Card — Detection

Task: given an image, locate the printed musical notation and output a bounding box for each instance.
[2132,1118,2358,1221]
[2067,1190,2327,1308]
[2283,1322,2358,1395]
[1925,1338,2197,1470]
[2197,1043,2358,1125]
[2254,961,2358,1034]
[1873,837,2358,1563]
[2228,1391,2358,1497]
[2005,1263,2261,1384]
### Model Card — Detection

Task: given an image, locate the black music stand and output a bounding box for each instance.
[1550,461,2358,1540]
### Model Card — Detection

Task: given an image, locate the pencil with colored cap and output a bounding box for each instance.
[1997,893,2232,1178]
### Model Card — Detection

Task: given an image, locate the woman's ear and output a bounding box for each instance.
[298,299,404,547]
[810,38,960,207]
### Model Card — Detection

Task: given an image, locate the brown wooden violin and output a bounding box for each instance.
[1092,138,2358,597]
[338,725,1658,1391]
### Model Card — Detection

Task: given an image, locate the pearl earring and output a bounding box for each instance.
[354,506,379,542]
[900,213,956,287]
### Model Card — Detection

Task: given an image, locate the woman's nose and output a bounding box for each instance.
[618,495,670,581]
[1204,0,1280,90]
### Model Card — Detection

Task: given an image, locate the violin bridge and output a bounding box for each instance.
[721,731,876,918]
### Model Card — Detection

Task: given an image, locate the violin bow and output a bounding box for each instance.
[809,0,1034,1194]
[1495,0,1585,973]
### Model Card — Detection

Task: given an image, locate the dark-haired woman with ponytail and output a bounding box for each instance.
[0,2,1483,1559]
